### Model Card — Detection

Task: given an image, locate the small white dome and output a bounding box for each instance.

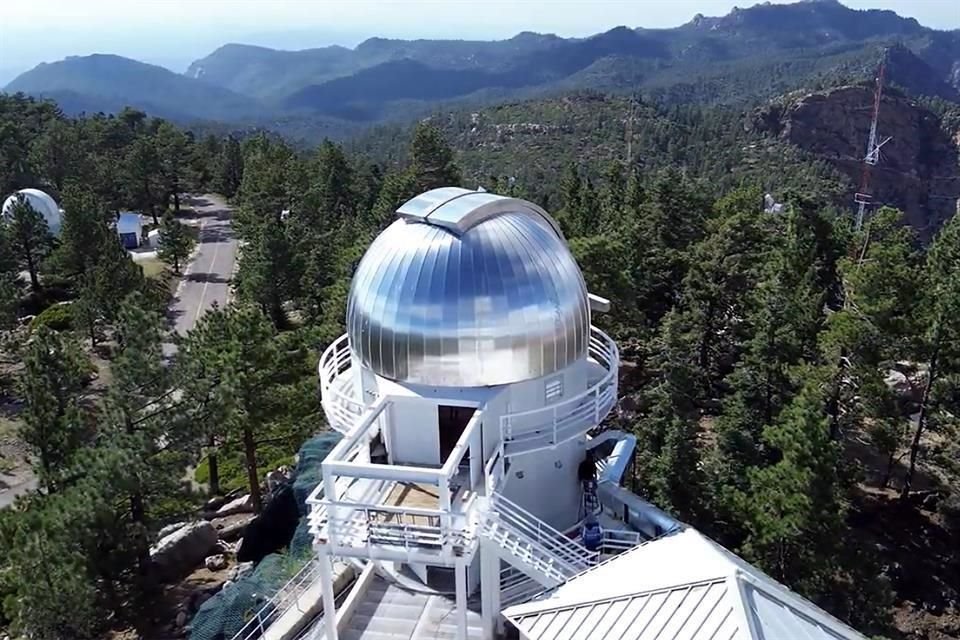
[2,188,62,236]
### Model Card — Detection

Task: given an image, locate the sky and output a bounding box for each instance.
[1,0,958,84]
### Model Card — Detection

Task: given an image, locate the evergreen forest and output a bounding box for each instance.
[0,86,959,640]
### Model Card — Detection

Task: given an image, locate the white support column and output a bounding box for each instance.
[470,428,482,491]
[456,558,468,640]
[321,462,338,547]
[480,539,500,640]
[318,551,339,640]
[440,479,452,553]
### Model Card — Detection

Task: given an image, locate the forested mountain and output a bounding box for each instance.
[188,0,960,122]
[5,0,960,133]
[4,55,266,123]
[350,84,960,239]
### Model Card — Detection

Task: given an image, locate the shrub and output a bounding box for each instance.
[30,303,74,332]
[939,493,960,536]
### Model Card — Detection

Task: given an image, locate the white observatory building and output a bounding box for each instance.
[2,188,63,236]
[287,188,869,640]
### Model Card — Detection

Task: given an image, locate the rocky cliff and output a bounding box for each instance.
[752,86,960,240]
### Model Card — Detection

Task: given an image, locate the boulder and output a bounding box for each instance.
[226,561,254,583]
[150,520,217,582]
[884,369,910,396]
[157,521,187,540]
[237,485,300,564]
[203,487,244,513]
[216,515,255,541]
[175,610,187,628]
[265,466,292,492]
[204,554,228,571]
[216,493,253,517]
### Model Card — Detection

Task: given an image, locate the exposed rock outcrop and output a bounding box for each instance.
[751,85,960,240]
[150,520,218,582]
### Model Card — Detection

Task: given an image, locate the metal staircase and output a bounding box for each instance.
[479,493,597,588]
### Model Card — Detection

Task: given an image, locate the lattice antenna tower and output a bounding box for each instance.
[853,59,892,231]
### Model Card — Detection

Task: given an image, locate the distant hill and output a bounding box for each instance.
[4,54,266,122]
[5,1,959,135]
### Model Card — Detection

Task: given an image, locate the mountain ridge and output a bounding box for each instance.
[4,0,959,133]
[5,54,266,122]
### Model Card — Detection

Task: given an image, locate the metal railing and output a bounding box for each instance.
[500,326,618,456]
[586,528,643,556]
[318,333,365,434]
[230,557,320,640]
[486,492,598,577]
[325,501,474,555]
[500,565,543,608]
[483,443,506,495]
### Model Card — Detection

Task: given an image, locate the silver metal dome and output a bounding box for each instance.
[346,188,590,387]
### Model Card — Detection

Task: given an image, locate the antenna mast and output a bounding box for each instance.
[853,59,890,231]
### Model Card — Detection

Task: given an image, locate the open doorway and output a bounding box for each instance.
[438,405,475,463]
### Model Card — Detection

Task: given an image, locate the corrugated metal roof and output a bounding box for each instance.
[504,530,867,640]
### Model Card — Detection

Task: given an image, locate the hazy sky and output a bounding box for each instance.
[1,0,958,83]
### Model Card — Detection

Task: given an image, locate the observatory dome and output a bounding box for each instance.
[347,188,590,387]
[2,188,62,236]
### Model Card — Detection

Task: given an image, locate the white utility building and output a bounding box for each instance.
[117,212,144,249]
[250,188,869,640]
[2,188,62,236]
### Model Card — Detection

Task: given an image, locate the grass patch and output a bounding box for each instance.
[139,258,168,280]
[194,443,296,494]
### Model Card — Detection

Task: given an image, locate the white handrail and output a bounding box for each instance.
[326,503,474,553]
[500,326,618,455]
[489,492,598,573]
[318,334,365,434]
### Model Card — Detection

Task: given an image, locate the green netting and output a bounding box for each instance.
[289,519,314,557]
[189,432,341,640]
[293,432,342,512]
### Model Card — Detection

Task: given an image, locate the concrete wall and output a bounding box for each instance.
[500,438,586,531]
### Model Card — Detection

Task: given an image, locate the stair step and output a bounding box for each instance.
[355,601,425,619]
[346,613,418,635]
[341,630,413,640]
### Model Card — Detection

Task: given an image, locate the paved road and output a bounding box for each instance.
[167,194,238,348]
[0,467,37,510]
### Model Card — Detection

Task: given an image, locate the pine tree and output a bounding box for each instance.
[155,120,190,212]
[101,292,182,580]
[409,122,461,191]
[123,135,164,225]
[216,136,244,198]
[631,169,709,325]
[18,326,92,491]
[52,186,113,278]
[177,304,300,513]
[738,366,846,596]
[0,495,103,640]
[4,195,51,292]
[903,212,960,496]
[234,217,293,329]
[599,160,625,232]
[0,222,19,330]
[28,119,84,192]
[157,211,192,274]
[668,187,770,398]
[637,314,707,524]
